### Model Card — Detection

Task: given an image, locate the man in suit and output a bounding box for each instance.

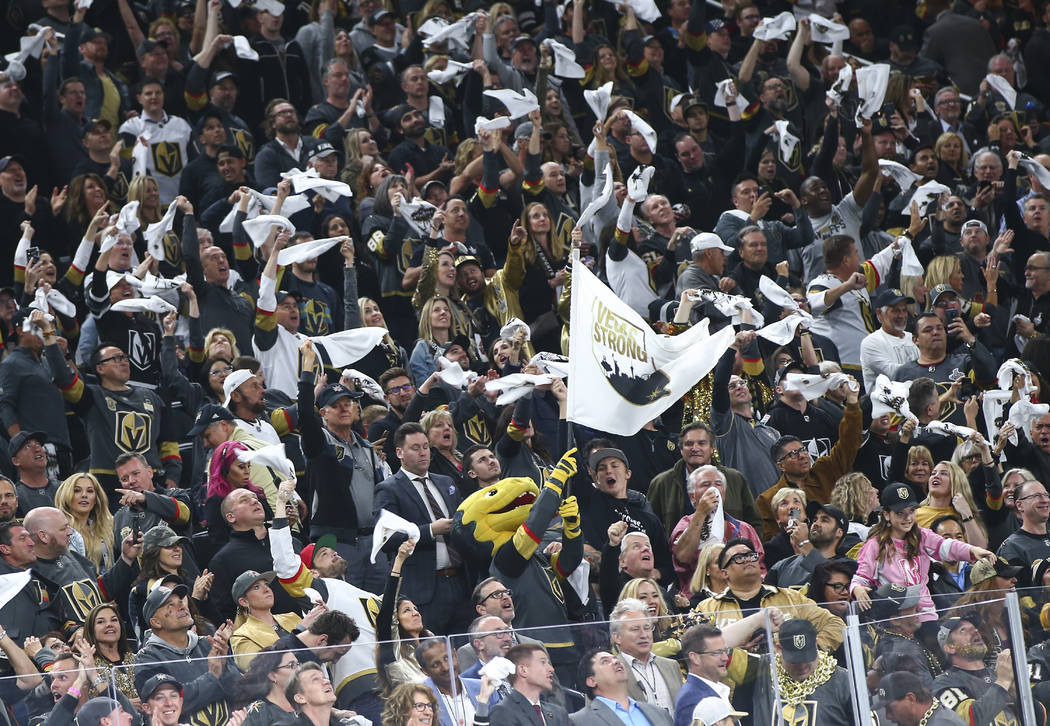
[373,422,470,634]
[673,624,732,726]
[462,615,515,680]
[457,578,555,669]
[418,637,496,726]
[487,643,570,726]
[610,600,682,714]
[572,649,673,726]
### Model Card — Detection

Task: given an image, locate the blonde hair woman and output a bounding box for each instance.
[918,456,994,549]
[421,408,461,478]
[831,472,880,541]
[689,543,727,602]
[55,473,114,572]
[127,175,161,228]
[203,327,240,361]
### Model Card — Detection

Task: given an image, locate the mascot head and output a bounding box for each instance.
[452,477,538,558]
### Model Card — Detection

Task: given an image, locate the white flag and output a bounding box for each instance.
[567,258,735,435]
[309,328,389,368]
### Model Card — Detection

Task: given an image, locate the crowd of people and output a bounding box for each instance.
[6,0,1050,723]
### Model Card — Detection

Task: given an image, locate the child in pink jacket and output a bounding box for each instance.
[850,484,994,621]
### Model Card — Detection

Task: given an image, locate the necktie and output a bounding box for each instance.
[533,705,545,726]
[419,476,461,566]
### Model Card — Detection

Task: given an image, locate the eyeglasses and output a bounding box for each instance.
[777,447,808,463]
[697,647,732,656]
[826,582,850,594]
[412,703,435,712]
[275,661,300,670]
[98,354,129,365]
[1018,492,1050,501]
[727,552,760,566]
[209,365,234,377]
[386,384,415,395]
[481,588,512,603]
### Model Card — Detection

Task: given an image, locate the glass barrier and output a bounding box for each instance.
[5,583,1047,726]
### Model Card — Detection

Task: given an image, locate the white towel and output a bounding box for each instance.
[482,88,540,119]
[242,214,295,249]
[110,295,177,315]
[753,11,796,41]
[277,236,344,266]
[544,38,586,78]
[583,82,614,121]
[309,328,389,368]
[371,509,421,563]
[143,202,179,261]
[233,35,259,60]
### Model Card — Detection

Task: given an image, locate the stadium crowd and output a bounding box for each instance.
[5,0,1050,723]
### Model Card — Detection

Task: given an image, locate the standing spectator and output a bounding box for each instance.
[118,80,192,205]
[10,431,60,517]
[860,289,920,391]
[483,644,570,726]
[373,422,469,635]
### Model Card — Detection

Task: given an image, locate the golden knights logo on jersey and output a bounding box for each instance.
[162,231,183,266]
[152,141,184,177]
[553,212,575,253]
[189,700,230,726]
[116,411,152,452]
[230,127,255,161]
[777,701,818,726]
[128,330,157,372]
[61,579,102,623]
[300,299,333,336]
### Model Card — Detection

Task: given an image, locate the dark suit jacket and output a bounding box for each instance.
[571,697,673,726]
[672,675,722,726]
[489,689,571,726]
[373,469,463,605]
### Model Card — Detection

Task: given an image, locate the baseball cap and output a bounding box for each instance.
[232,570,275,603]
[443,334,472,355]
[308,142,337,162]
[778,619,818,663]
[140,673,183,701]
[705,18,727,34]
[81,117,113,138]
[0,155,25,173]
[510,34,537,51]
[890,25,919,51]
[301,533,339,569]
[682,96,708,116]
[216,144,246,161]
[872,287,914,308]
[689,232,733,256]
[74,698,123,726]
[691,697,747,726]
[222,369,256,407]
[317,383,364,408]
[962,219,988,234]
[141,524,187,553]
[142,583,189,625]
[648,298,680,323]
[187,403,235,437]
[137,38,162,57]
[870,583,921,618]
[209,70,237,87]
[9,430,47,458]
[80,27,112,44]
[814,503,848,537]
[588,448,629,470]
[926,283,958,309]
[773,359,805,388]
[936,617,972,651]
[880,483,919,512]
[454,254,483,270]
[969,556,1023,586]
[873,671,925,709]
[276,289,302,306]
[382,103,418,128]
[371,8,396,23]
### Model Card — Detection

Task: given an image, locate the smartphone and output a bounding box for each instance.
[978,179,992,191]
[789,507,802,522]
[27,247,39,264]
[945,308,959,330]
[957,378,976,402]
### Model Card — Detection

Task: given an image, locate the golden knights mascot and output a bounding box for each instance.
[452,448,582,686]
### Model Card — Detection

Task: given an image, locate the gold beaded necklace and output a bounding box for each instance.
[918,699,940,726]
[773,650,838,705]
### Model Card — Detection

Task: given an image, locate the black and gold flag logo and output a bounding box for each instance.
[590,298,670,405]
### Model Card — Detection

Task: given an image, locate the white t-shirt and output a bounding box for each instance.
[859,327,920,391]
[798,192,864,283]
[120,113,192,205]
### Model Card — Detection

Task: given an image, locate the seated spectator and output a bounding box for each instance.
[230,570,304,670]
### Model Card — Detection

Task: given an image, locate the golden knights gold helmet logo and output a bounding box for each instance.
[590,298,670,405]
[897,486,910,500]
[116,411,152,452]
[151,141,184,177]
[793,634,806,649]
